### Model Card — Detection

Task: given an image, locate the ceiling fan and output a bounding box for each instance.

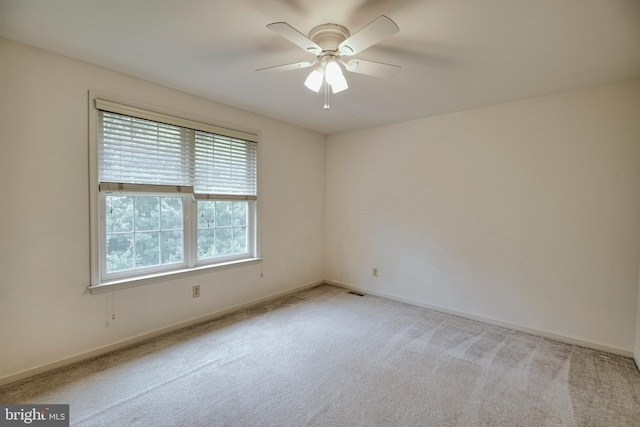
[257,15,400,109]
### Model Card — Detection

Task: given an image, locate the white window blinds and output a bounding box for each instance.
[98,111,194,187]
[96,100,257,198]
[194,132,257,196]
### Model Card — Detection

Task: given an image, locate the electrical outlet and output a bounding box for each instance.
[192,285,200,298]
[372,268,379,278]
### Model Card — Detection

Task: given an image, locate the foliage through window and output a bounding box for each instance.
[106,195,184,273]
[92,98,258,285]
[197,200,249,260]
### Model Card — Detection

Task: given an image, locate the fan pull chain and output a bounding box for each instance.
[324,83,330,110]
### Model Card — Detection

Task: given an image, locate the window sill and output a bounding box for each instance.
[88,258,263,295]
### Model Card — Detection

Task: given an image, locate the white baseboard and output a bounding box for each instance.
[634,353,640,372]
[325,280,634,359]
[0,280,324,387]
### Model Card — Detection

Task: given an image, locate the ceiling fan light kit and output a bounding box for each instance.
[304,68,324,92]
[257,15,401,109]
[303,55,349,94]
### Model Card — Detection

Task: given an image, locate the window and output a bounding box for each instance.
[90,98,258,289]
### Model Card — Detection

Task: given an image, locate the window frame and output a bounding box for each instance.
[88,92,261,294]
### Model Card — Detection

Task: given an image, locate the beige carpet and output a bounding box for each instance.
[1,284,639,426]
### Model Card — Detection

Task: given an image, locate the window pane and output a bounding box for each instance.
[135,232,160,268]
[198,229,215,259]
[161,197,183,229]
[161,231,183,264]
[106,196,133,233]
[106,233,133,272]
[215,227,233,256]
[233,226,247,253]
[232,201,247,226]
[135,197,160,231]
[196,200,251,261]
[215,201,232,227]
[105,195,185,276]
[198,201,215,228]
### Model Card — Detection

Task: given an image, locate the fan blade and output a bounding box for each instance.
[256,61,315,74]
[266,22,322,55]
[338,15,399,56]
[342,59,400,79]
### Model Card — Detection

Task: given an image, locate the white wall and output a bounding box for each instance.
[636,269,640,363]
[325,80,640,354]
[0,38,326,382]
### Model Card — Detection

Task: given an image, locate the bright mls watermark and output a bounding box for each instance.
[0,405,69,426]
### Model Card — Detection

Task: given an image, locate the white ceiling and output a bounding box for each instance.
[1,0,640,135]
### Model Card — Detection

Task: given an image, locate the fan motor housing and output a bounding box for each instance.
[309,24,350,53]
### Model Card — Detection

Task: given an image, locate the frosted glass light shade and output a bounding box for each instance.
[304,69,324,92]
[324,61,342,85]
[330,75,348,93]
[325,60,348,93]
